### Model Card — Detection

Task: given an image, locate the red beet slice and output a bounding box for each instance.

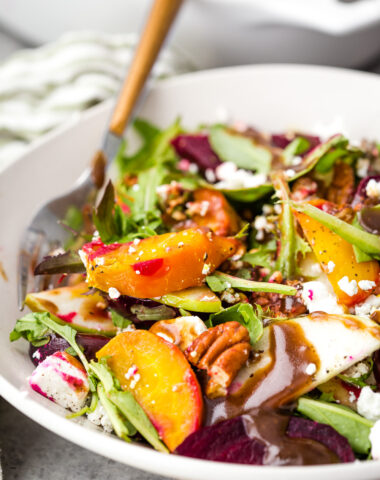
[286,416,355,463]
[171,134,221,172]
[352,175,380,208]
[271,133,320,154]
[175,416,265,465]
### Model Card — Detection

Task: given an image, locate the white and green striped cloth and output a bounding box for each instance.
[0,31,193,171]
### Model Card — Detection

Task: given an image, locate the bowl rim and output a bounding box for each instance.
[2,63,380,479]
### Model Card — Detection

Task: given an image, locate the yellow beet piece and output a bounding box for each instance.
[295,205,379,306]
[96,330,203,451]
[82,227,238,298]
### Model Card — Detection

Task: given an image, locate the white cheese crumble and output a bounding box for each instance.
[301,279,345,315]
[78,249,87,268]
[366,179,380,198]
[305,363,317,375]
[292,156,302,166]
[355,295,380,317]
[108,287,121,299]
[370,419,380,460]
[356,158,370,179]
[215,162,267,190]
[205,168,216,183]
[253,215,274,241]
[128,245,136,254]
[87,403,113,433]
[133,238,140,245]
[285,169,296,178]
[202,263,211,275]
[358,280,376,291]
[337,276,358,297]
[343,361,369,379]
[29,352,89,412]
[326,261,335,273]
[96,257,105,266]
[357,386,380,421]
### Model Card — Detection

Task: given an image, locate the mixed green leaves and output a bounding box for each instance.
[34,251,85,275]
[110,309,132,330]
[209,126,272,174]
[298,397,373,454]
[208,302,264,345]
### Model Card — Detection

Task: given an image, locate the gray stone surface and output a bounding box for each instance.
[0,397,166,480]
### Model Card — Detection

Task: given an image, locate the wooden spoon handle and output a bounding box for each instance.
[109,0,183,136]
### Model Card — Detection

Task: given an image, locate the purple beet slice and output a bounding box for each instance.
[352,175,380,207]
[271,133,320,154]
[171,134,221,172]
[29,332,110,366]
[286,416,355,463]
[175,416,265,465]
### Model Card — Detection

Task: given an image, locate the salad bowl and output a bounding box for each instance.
[2,64,380,479]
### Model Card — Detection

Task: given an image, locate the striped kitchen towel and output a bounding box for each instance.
[0,30,193,171]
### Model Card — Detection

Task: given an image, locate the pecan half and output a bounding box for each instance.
[186,321,251,398]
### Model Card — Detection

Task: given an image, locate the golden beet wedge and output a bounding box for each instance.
[81,227,238,298]
[295,201,379,306]
[96,330,203,451]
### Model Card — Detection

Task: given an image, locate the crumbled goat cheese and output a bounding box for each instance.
[205,168,216,183]
[215,162,267,190]
[301,279,345,315]
[32,350,41,360]
[129,373,141,389]
[370,420,380,460]
[221,289,241,304]
[78,249,87,268]
[305,363,317,375]
[292,156,302,166]
[96,257,105,266]
[337,276,358,297]
[326,261,335,273]
[262,204,274,215]
[348,391,357,403]
[358,280,376,291]
[285,169,296,178]
[178,241,184,248]
[356,158,370,178]
[29,352,89,412]
[253,215,274,241]
[92,230,100,241]
[357,386,380,421]
[87,403,113,433]
[188,163,199,174]
[108,287,121,299]
[366,179,380,198]
[128,245,136,254]
[125,365,138,380]
[133,238,140,245]
[202,263,211,275]
[274,204,282,215]
[355,295,380,316]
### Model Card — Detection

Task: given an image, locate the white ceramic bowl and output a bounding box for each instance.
[2,65,380,479]
[2,0,380,68]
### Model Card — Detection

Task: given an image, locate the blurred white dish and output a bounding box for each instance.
[2,65,380,478]
[2,0,380,67]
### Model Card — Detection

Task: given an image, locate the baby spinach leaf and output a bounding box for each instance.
[209,302,263,345]
[291,201,380,258]
[206,271,297,295]
[209,127,272,174]
[34,251,85,275]
[297,397,373,454]
[109,390,168,453]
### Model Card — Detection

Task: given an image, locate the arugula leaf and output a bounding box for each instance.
[209,303,263,345]
[209,127,272,174]
[118,118,180,174]
[283,137,310,165]
[206,271,297,295]
[243,238,277,270]
[97,383,136,439]
[297,397,373,454]
[110,310,132,330]
[108,390,168,453]
[291,201,380,258]
[9,313,50,346]
[34,251,85,275]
